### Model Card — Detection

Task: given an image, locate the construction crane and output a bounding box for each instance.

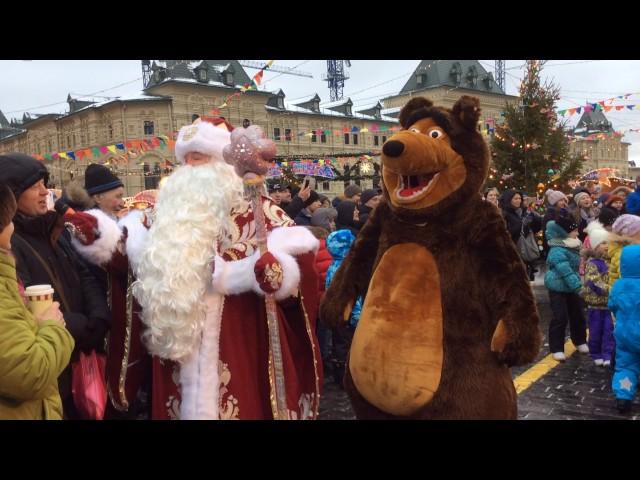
[495,60,506,92]
[323,61,351,102]
[238,60,313,78]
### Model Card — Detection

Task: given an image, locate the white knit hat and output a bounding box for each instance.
[174,119,231,164]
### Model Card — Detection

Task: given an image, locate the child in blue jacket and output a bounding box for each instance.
[609,244,640,414]
[545,215,589,362]
[325,229,363,387]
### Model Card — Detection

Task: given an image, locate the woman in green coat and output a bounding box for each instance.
[0,184,74,420]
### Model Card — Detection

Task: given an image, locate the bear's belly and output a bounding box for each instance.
[349,243,443,416]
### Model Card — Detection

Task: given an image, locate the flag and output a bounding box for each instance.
[254,70,264,85]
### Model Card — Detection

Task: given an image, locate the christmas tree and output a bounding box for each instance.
[488,60,585,196]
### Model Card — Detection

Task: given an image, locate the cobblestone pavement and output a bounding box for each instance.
[318,271,640,420]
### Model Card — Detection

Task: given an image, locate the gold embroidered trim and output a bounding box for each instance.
[299,291,321,420]
[109,268,134,412]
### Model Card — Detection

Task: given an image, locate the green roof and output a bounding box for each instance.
[400,60,506,95]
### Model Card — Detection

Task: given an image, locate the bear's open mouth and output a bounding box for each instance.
[397,172,440,199]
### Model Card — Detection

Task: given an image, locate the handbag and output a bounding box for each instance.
[517,225,540,263]
[72,350,108,420]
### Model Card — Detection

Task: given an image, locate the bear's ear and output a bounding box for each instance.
[452,96,481,131]
[399,97,433,129]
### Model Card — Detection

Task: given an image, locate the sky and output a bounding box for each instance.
[2,60,640,160]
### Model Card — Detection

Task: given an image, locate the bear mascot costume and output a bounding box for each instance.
[320,96,542,419]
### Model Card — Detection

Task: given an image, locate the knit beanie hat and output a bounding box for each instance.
[84,164,123,196]
[573,191,590,207]
[0,153,49,199]
[303,190,320,208]
[545,189,567,206]
[605,195,624,206]
[344,184,362,199]
[556,215,579,234]
[359,189,379,206]
[612,214,640,237]
[310,207,338,230]
[598,206,619,227]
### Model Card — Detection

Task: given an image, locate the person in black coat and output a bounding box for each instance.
[0,153,110,419]
[282,185,312,220]
[357,189,382,226]
[500,190,542,280]
[293,190,322,226]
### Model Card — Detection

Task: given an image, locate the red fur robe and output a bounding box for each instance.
[151,198,323,420]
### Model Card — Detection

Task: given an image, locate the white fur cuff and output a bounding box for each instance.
[212,250,301,301]
[69,208,122,266]
[118,209,150,274]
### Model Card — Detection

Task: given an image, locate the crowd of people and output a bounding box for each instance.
[483,177,640,414]
[0,117,385,420]
[2,110,640,418]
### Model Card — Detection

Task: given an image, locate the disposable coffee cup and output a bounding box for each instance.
[25,284,55,318]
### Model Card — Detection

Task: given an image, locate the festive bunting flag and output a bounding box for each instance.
[44,153,52,161]
[254,70,264,85]
[116,143,125,150]
[107,145,117,154]
[59,152,68,159]
[99,146,108,154]
[68,152,76,161]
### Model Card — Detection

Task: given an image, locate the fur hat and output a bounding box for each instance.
[573,191,590,207]
[612,214,640,237]
[587,226,609,250]
[545,189,568,206]
[344,184,362,199]
[174,119,231,164]
[84,164,123,196]
[556,215,579,234]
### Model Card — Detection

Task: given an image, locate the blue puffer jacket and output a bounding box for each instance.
[624,185,640,216]
[609,245,640,336]
[325,229,362,327]
[545,221,582,293]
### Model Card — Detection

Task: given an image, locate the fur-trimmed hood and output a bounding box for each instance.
[61,179,95,211]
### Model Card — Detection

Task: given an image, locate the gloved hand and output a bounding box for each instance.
[64,211,99,246]
[254,252,283,293]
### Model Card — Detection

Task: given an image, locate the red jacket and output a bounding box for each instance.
[315,239,332,291]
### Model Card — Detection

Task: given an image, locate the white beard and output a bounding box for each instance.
[132,161,245,361]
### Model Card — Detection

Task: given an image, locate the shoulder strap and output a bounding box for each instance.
[12,233,72,312]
